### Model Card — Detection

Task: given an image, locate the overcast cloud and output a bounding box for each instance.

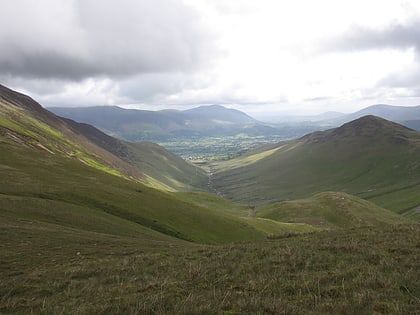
[324,20,420,54]
[1,0,420,116]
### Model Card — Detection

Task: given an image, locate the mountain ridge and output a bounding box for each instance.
[49,104,278,141]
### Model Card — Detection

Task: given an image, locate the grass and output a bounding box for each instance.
[1,222,419,314]
[257,192,412,229]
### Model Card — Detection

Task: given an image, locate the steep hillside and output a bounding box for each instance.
[49,105,279,141]
[0,85,143,180]
[257,192,411,228]
[63,118,208,191]
[212,116,420,213]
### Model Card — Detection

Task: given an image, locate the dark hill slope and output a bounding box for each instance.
[63,118,208,191]
[212,116,420,212]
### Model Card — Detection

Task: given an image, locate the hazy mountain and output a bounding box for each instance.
[401,120,420,131]
[184,104,256,124]
[212,115,420,213]
[331,104,420,128]
[49,105,279,141]
[272,111,345,122]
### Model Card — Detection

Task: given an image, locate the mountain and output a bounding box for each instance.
[184,104,256,124]
[212,115,420,213]
[49,104,278,141]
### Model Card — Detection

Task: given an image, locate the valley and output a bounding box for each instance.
[1,84,419,313]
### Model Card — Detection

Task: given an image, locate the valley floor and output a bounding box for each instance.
[1,222,419,314]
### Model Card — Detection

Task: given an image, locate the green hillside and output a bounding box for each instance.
[0,142,268,244]
[212,116,420,213]
[63,118,208,191]
[258,192,411,229]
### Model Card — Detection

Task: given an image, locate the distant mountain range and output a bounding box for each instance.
[50,104,420,146]
[333,104,420,127]
[49,105,279,141]
[280,104,420,131]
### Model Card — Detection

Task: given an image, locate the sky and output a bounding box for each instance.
[1,0,420,119]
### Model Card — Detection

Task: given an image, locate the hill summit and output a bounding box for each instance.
[303,115,417,149]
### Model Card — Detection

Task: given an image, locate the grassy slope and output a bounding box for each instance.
[257,192,412,229]
[212,116,420,213]
[175,191,319,235]
[1,222,419,314]
[123,141,208,191]
[0,142,270,244]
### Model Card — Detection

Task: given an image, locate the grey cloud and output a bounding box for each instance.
[0,0,216,80]
[119,73,189,103]
[323,20,420,53]
[377,64,420,89]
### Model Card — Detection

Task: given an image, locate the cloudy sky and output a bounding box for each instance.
[1,0,420,118]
